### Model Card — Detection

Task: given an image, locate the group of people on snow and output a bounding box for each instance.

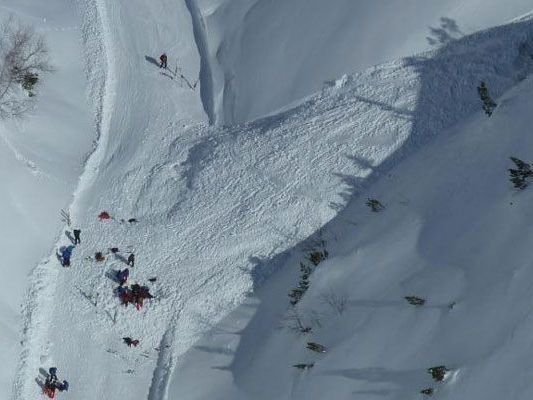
[43,367,69,399]
[118,282,153,310]
[47,208,153,397]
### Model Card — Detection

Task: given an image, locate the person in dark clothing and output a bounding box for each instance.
[48,367,58,383]
[73,229,81,244]
[43,367,63,398]
[123,337,140,347]
[127,253,135,267]
[159,53,167,69]
[117,268,129,286]
[56,380,69,392]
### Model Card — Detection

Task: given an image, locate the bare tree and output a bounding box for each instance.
[279,307,315,334]
[0,16,53,119]
[320,289,348,316]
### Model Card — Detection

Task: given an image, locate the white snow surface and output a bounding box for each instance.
[6,1,533,400]
[0,0,93,391]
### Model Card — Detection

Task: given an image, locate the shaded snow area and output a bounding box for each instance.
[172,73,533,400]
[5,1,533,400]
[169,18,533,400]
[196,0,533,124]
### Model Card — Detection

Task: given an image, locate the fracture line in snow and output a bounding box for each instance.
[12,0,115,397]
[184,0,216,125]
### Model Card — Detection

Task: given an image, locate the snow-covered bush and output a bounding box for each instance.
[309,249,328,266]
[289,262,312,305]
[289,241,329,305]
[0,16,52,118]
[366,198,385,212]
[427,366,449,382]
[509,157,533,190]
[477,81,497,116]
[405,296,426,306]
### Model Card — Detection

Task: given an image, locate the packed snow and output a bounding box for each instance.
[3,1,533,400]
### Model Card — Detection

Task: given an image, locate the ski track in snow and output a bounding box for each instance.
[13,3,533,400]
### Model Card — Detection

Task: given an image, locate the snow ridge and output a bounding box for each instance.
[184,0,216,124]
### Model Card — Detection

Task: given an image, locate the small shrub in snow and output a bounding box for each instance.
[19,71,38,96]
[306,342,326,353]
[309,249,328,266]
[404,296,426,306]
[289,262,312,305]
[288,234,329,305]
[293,363,314,370]
[509,157,533,190]
[366,198,384,212]
[420,388,434,396]
[477,81,497,116]
[320,290,348,315]
[427,366,449,382]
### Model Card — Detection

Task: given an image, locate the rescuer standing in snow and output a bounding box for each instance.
[159,53,168,69]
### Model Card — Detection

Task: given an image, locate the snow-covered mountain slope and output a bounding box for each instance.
[196,0,533,124]
[171,73,533,400]
[0,0,93,391]
[13,0,533,398]
[167,17,533,400]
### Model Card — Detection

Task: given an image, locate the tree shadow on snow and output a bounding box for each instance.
[352,388,396,396]
[426,17,463,47]
[347,299,404,308]
[323,367,429,396]
[193,345,235,356]
[354,95,413,119]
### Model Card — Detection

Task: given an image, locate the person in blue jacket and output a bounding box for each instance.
[61,245,75,267]
[117,268,129,286]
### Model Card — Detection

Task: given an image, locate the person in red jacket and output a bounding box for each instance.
[159,53,168,69]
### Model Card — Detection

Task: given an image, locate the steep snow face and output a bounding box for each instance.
[168,29,533,400]
[0,0,93,391]
[196,0,533,124]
